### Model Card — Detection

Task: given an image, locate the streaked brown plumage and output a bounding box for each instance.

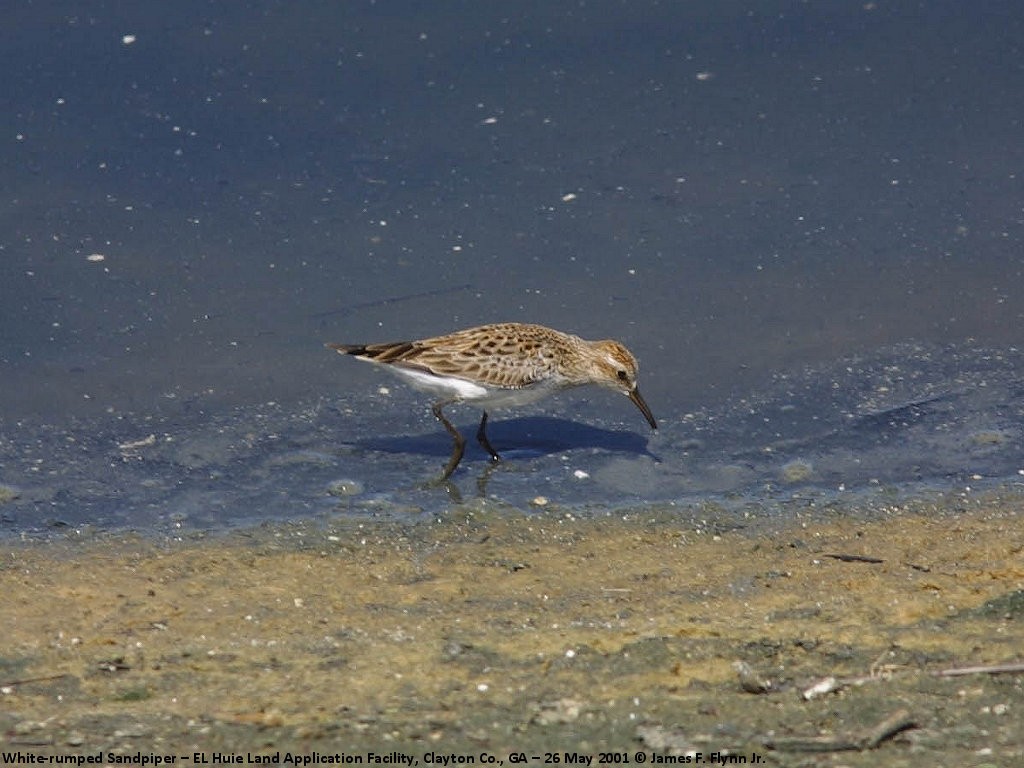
[327,322,656,479]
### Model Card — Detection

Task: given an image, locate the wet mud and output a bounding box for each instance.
[2,494,1022,765]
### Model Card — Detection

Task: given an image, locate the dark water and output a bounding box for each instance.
[2,1,1023,536]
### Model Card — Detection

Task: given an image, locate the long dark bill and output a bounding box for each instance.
[628,388,657,430]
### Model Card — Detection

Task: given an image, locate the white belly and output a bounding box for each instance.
[389,367,560,409]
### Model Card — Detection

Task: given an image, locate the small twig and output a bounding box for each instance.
[861,708,917,749]
[767,708,916,753]
[934,661,1024,677]
[824,553,884,564]
[1,673,71,688]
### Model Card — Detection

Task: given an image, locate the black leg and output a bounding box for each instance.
[432,403,465,480]
[476,411,501,463]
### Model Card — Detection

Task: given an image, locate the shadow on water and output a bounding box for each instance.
[356,415,657,461]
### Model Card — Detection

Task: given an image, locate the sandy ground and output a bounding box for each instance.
[1,494,1021,766]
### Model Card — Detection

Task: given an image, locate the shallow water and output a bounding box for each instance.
[2,341,1021,537]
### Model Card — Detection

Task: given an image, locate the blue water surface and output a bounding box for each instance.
[2,1,1022,535]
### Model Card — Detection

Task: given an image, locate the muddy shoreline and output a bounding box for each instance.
[2,495,1021,765]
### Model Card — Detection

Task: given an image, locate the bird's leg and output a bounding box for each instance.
[432,403,465,480]
[476,411,501,463]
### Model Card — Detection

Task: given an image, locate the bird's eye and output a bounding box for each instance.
[616,369,629,382]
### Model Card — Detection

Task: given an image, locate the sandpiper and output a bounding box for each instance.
[326,322,657,479]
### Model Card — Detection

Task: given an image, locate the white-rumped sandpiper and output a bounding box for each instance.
[327,322,656,479]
